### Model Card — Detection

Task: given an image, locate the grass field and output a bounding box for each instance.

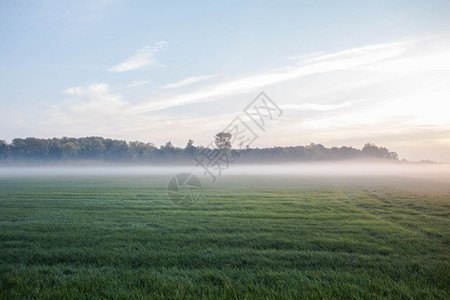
[0,173,449,299]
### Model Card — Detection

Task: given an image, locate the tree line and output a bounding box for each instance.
[0,135,398,164]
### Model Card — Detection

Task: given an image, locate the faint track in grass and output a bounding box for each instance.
[335,188,449,244]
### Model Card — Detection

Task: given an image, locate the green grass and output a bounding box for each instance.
[0,174,449,299]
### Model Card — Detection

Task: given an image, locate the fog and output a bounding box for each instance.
[0,162,449,182]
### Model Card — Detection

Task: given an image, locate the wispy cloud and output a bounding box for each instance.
[161,74,218,89]
[50,83,133,135]
[281,101,353,111]
[63,86,83,95]
[108,41,167,72]
[58,83,128,115]
[132,38,417,113]
[127,80,150,88]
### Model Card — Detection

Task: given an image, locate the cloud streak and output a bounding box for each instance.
[281,101,353,111]
[133,38,418,113]
[161,74,218,89]
[108,41,167,72]
[127,80,150,88]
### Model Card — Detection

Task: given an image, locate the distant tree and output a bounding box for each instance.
[79,137,106,159]
[214,132,232,151]
[362,143,398,160]
[305,143,327,160]
[0,140,7,161]
[61,142,79,159]
[11,138,49,160]
[159,141,185,163]
[47,138,62,160]
[128,141,155,160]
[186,139,194,149]
[185,139,195,157]
[387,151,398,160]
[104,139,129,160]
[164,141,174,149]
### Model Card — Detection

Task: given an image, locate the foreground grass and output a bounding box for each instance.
[0,174,449,299]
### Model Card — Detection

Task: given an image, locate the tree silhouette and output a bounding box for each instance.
[0,136,400,164]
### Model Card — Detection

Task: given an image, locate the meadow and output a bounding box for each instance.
[0,172,449,299]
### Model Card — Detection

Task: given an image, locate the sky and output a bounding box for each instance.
[1,0,450,162]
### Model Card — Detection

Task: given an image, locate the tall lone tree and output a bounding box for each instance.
[214,132,232,155]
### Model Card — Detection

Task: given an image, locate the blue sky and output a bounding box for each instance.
[1,0,450,161]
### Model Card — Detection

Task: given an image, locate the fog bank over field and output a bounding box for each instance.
[0,162,449,181]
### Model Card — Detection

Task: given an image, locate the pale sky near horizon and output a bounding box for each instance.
[1,1,450,161]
